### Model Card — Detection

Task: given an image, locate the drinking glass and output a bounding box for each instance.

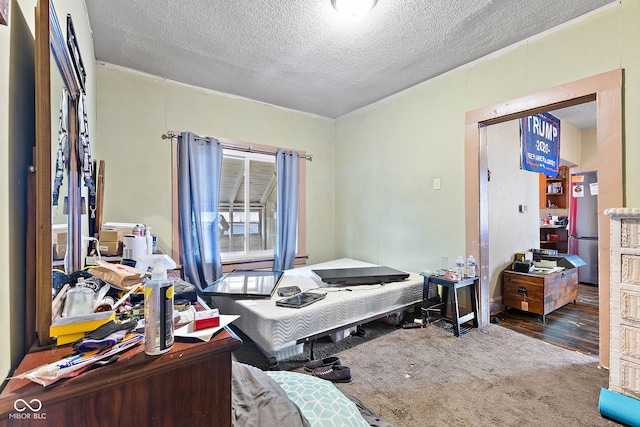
[441,257,449,274]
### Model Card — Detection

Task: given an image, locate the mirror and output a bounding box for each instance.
[50,55,68,271]
[34,0,83,347]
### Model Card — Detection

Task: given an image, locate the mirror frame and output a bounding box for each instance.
[34,0,82,347]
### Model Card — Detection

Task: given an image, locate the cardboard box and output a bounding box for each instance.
[98,241,121,256]
[52,230,67,245]
[99,229,130,242]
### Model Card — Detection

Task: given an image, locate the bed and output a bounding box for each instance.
[232,361,395,427]
[211,258,423,361]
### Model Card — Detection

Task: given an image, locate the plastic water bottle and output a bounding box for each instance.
[455,256,465,277]
[466,255,477,278]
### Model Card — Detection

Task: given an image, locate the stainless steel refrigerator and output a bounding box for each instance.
[568,171,599,285]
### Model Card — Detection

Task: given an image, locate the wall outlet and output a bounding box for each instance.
[433,178,441,190]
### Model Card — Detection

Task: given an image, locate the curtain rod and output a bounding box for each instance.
[162,131,313,161]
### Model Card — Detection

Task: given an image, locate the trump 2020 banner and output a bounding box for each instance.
[520,112,561,177]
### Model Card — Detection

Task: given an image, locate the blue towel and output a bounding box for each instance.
[599,388,640,427]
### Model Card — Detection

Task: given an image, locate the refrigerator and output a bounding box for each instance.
[568,171,599,285]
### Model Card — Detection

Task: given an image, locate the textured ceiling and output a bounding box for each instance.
[549,102,597,131]
[84,0,612,120]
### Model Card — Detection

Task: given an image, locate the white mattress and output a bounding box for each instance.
[212,258,423,360]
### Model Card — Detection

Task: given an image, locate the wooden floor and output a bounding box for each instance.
[495,283,600,357]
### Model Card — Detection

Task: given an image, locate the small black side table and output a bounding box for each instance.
[422,275,479,336]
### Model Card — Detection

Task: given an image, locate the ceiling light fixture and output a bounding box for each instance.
[331,0,378,19]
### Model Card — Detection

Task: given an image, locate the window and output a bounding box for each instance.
[171,136,308,271]
[218,151,278,260]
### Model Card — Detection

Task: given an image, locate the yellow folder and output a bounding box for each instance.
[50,311,115,344]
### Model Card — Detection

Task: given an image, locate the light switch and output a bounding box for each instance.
[433,178,441,190]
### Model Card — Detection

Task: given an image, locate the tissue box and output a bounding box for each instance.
[194,309,220,331]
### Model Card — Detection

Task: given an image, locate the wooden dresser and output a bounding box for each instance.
[605,208,640,399]
[502,268,578,321]
[0,328,242,427]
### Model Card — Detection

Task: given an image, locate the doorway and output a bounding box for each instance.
[483,110,600,356]
[464,69,623,368]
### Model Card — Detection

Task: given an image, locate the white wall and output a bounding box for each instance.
[579,128,598,172]
[0,12,9,382]
[486,120,540,303]
[334,1,640,276]
[559,118,582,167]
[335,70,469,272]
[94,66,337,266]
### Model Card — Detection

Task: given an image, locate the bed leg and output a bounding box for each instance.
[309,340,316,361]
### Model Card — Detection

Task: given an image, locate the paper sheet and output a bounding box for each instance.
[174,314,240,342]
[12,333,144,387]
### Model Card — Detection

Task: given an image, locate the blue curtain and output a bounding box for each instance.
[274,149,300,271]
[178,132,223,290]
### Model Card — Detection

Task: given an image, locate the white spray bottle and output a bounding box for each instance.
[139,254,177,355]
[145,226,153,255]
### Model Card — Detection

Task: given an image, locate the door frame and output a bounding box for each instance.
[464,69,623,367]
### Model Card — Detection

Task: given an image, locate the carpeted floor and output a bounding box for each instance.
[230,321,622,427]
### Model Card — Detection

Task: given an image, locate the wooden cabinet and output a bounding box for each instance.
[0,328,242,427]
[502,269,578,320]
[540,225,568,253]
[539,165,569,209]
